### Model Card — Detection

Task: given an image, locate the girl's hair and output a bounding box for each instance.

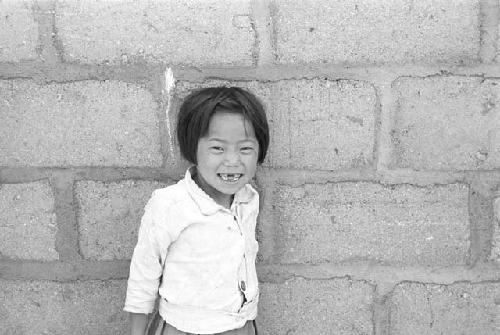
[177,86,269,164]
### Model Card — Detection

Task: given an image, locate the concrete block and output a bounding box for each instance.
[0,0,38,62]
[270,79,376,169]
[264,182,469,265]
[0,80,162,167]
[393,76,500,170]
[0,279,128,335]
[389,281,500,335]
[55,0,255,66]
[75,180,172,260]
[273,0,479,65]
[259,277,374,335]
[174,79,377,170]
[0,181,58,260]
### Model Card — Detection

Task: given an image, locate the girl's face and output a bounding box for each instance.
[195,111,259,208]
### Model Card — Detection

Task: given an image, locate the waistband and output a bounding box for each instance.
[158,298,258,334]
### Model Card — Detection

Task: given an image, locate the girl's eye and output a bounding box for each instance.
[210,146,224,153]
[240,147,255,154]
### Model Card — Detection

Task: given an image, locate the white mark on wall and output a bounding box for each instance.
[164,67,176,158]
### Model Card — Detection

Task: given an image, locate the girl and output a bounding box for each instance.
[124,87,269,335]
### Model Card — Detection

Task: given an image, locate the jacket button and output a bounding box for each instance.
[240,280,246,291]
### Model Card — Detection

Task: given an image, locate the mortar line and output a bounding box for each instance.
[373,83,393,172]
[479,0,499,63]
[257,167,472,186]
[0,168,53,183]
[32,0,62,64]
[2,261,499,283]
[469,184,481,266]
[384,292,392,335]
[0,259,130,282]
[373,284,390,335]
[2,166,498,185]
[249,4,259,67]
[257,263,500,285]
[268,0,279,62]
[50,171,82,261]
[255,177,279,264]
[7,63,500,83]
[173,64,500,82]
[372,300,379,335]
[0,167,185,183]
[468,176,496,264]
[250,0,274,66]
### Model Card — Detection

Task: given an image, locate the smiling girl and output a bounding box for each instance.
[124,87,269,335]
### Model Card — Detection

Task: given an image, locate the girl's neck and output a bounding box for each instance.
[192,170,234,209]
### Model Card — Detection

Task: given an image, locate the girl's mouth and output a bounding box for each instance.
[218,173,242,182]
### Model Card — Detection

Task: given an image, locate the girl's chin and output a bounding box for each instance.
[214,179,248,193]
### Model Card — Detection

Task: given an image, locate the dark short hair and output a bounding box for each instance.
[177,86,269,164]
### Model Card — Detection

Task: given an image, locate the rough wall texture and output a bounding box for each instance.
[1,0,499,334]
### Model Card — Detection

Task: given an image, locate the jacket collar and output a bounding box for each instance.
[183,166,257,216]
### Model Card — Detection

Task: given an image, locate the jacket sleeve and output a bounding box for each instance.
[124,191,172,314]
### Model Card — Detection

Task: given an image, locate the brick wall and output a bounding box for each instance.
[1,0,499,334]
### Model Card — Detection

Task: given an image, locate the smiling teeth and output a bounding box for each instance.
[219,173,242,182]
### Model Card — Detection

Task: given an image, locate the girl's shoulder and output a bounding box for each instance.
[147,181,195,211]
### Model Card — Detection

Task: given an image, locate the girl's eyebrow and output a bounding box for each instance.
[207,138,227,142]
[207,137,258,143]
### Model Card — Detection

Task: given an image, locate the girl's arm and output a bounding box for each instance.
[125,193,171,332]
[130,313,149,335]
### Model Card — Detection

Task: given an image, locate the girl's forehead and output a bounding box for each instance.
[207,111,256,138]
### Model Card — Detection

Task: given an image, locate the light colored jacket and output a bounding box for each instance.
[124,168,260,334]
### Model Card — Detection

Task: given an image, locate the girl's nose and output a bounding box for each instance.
[223,151,241,166]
